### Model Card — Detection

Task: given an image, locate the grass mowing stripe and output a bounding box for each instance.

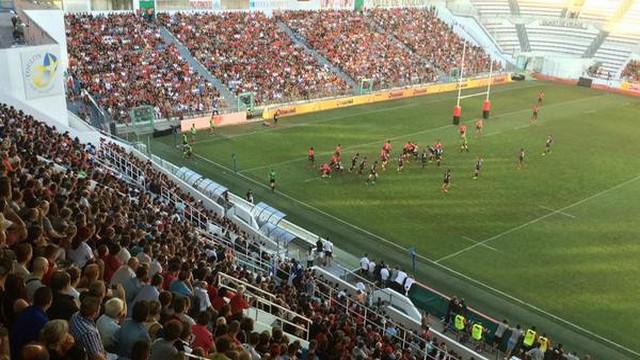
[239,93,605,173]
[194,81,544,146]
[435,174,640,264]
[191,151,640,358]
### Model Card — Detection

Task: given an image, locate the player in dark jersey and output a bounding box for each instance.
[442,168,452,193]
[473,157,483,179]
[427,145,435,163]
[542,135,553,156]
[269,169,277,192]
[308,147,315,167]
[537,90,544,105]
[420,149,428,168]
[397,154,405,173]
[349,153,360,172]
[357,156,368,175]
[183,143,193,159]
[517,148,525,169]
[530,105,539,124]
[460,135,469,153]
[366,161,379,185]
[435,147,443,167]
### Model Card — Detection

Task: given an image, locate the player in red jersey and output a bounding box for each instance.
[380,148,390,171]
[530,105,539,124]
[537,90,544,106]
[320,163,332,178]
[308,147,315,167]
[383,140,392,154]
[475,119,484,136]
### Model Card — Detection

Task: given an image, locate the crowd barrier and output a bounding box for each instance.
[262,74,512,120]
[620,80,640,96]
[180,111,248,132]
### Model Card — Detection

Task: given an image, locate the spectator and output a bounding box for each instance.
[149,319,183,360]
[25,257,48,303]
[10,287,52,359]
[622,60,640,82]
[69,296,106,360]
[39,319,87,360]
[191,311,215,356]
[116,300,151,358]
[96,297,124,352]
[47,271,79,321]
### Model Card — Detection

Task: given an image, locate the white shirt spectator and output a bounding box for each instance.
[355,282,366,293]
[68,242,94,268]
[116,247,131,265]
[111,264,136,287]
[137,251,151,265]
[323,240,333,254]
[149,258,163,277]
[368,260,376,274]
[380,267,390,282]
[194,286,212,313]
[97,314,120,351]
[403,276,415,295]
[395,270,407,287]
[359,256,369,271]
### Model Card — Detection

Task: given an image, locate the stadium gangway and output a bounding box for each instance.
[98,145,146,189]
[216,272,312,341]
[197,230,275,276]
[160,186,212,233]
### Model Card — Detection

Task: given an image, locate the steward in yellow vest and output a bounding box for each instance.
[523,326,537,348]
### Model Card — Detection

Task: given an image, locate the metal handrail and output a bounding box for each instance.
[216,272,312,341]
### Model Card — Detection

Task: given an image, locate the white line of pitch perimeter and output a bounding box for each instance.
[435,174,640,264]
[192,153,640,358]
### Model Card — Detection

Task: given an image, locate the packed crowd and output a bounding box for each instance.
[0,102,461,360]
[621,60,640,82]
[65,13,222,124]
[159,12,349,106]
[278,10,438,89]
[367,8,499,76]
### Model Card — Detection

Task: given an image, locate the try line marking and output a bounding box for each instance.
[538,205,576,218]
[192,152,640,358]
[193,82,543,147]
[435,174,640,264]
[239,94,605,174]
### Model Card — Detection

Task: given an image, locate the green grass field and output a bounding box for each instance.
[150,81,640,359]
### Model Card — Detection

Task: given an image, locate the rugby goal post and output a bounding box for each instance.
[452,42,494,125]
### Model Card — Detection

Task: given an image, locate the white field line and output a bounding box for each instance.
[239,94,605,174]
[435,174,640,264]
[538,205,576,218]
[194,152,640,358]
[193,82,544,146]
[462,236,498,251]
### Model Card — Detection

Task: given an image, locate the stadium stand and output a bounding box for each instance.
[277,10,438,89]
[366,7,500,76]
[159,12,350,106]
[622,59,640,81]
[0,102,484,359]
[65,13,222,124]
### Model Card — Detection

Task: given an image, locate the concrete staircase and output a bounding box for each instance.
[508,0,531,52]
[158,26,239,110]
[276,21,358,92]
[583,30,609,58]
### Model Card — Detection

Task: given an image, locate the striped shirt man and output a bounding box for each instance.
[70,311,105,358]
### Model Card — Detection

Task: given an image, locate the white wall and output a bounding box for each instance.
[24,10,69,77]
[541,55,592,79]
[0,45,68,125]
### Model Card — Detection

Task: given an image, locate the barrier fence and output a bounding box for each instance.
[262,73,513,119]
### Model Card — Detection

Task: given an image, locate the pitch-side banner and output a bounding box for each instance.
[20,47,64,100]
